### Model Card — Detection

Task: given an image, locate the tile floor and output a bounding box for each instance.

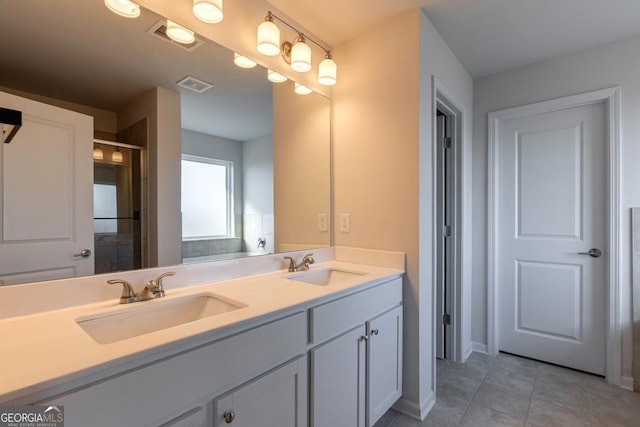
[374,352,640,427]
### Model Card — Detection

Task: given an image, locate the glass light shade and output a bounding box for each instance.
[318,57,337,86]
[93,147,104,160]
[291,40,312,73]
[294,82,312,95]
[166,20,195,44]
[104,0,140,18]
[112,149,123,163]
[257,20,280,56]
[267,69,287,83]
[234,53,257,68]
[193,0,223,24]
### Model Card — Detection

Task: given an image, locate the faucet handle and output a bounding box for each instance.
[301,253,315,270]
[147,271,176,298]
[107,279,138,304]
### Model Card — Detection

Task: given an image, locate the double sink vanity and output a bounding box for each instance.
[0,247,404,427]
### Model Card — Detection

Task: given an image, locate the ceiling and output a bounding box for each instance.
[0,0,272,141]
[270,0,640,78]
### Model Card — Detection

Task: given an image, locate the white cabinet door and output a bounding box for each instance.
[311,325,366,427]
[367,306,403,426]
[214,356,308,427]
[0,90,93,285]
[160,407,206,427]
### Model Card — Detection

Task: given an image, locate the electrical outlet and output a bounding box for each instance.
[340,213,350,233]
[318,213,328,232]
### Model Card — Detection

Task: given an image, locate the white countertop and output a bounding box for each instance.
[0,259,403,404]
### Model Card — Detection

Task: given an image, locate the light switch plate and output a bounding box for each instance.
[340,213,350,233]
[318,213,328,232]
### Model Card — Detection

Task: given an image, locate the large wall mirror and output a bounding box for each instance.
[0,0,330,285]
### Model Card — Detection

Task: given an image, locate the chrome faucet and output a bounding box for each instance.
[108,272,176,304]
[283,253,315,272]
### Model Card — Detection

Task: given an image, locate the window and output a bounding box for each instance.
[181,155,234,239]
[94,183,117,233]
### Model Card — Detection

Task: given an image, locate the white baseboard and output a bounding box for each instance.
[470,341,488,355]
[392,391,435,421]
[619,375,634,391]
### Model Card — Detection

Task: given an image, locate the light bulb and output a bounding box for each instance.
[318,57,337,86]
[268,69,287,83]
[290,38,311,73]
[294,82,312,95]
[234,53,257,69]
[112,148,123,163]
[257,20,280,56]
[193,0,223,24]
[166,20,195,44]
[93,147,104,160]
[104,0,140,18]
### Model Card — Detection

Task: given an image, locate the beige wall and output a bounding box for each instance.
[274,81,331,250]
[333,9,423,414]
[118,87,182,268]
[333,8,474,419]
[0,85,117,135]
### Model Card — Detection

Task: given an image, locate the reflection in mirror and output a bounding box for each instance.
[0,0,330,285]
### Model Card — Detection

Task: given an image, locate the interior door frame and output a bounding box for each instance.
[487,87,621,384]
[432,77,466,362]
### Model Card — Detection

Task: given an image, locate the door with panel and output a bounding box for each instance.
[310,325,367,427]
[0,90,93,285]
[214,356,308,427]
[367,305,403,426]
[497,102,606,374]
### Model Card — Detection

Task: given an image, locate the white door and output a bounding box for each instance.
[367,306,402,426]
[0,91,94,285]
[214,357,308,427]
[311,325,366,427]
[497,102,606,375]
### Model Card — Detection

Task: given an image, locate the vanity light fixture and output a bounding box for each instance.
[318,53,337,86]
[166,20,195,44]
[294,82,312,95]
[290,36,312,73]
[112,147,123,163]
[193,0,223,24]
[267,69,287,83]
[256,11,336,84]
[233,53,257,69]
[257,12,280,56]
[93,147,104,160]
[104,0,140,18]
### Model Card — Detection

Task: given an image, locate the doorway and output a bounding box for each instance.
[487,87,622,383]
[93,140,145,274]
[434,86,464,362]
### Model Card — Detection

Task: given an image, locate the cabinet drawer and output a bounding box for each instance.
[39,311,306,427]
[309,278,401,345]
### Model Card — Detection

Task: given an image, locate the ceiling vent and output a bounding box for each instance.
[177,76,213,93]
[147,21,204,52]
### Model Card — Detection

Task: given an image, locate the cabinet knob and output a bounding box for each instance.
[371,328,379,336]
[360,335,369,341]
[223,411,235,423]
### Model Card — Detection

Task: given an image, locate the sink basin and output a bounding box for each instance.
[76,294,246,344]
[286,268,367,286]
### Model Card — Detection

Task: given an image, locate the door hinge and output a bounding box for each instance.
[442,225,451,237]
[443,313,451,326]
[443,137,452,149]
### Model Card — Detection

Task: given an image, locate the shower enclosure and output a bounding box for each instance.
[93,141,144,274]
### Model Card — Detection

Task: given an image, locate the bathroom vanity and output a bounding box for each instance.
[0,247,404,427]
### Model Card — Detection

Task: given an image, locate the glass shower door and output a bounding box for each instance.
[93,143,143,274]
